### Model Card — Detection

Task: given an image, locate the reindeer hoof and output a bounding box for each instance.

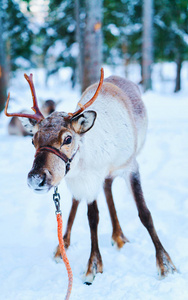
[54,238,70,263]
[83,272,96,285]
[82,254,103,285]
[54,245,62,263]
[111,232,129,249]
[156,249,177,278]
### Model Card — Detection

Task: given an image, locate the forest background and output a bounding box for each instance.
[0,0,188,113]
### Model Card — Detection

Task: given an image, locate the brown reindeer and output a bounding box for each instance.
[5,70,177,284]
[8,99,58,136]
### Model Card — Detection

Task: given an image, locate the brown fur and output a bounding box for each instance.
[104,177,129,248]
[41,99,56,117]
[130,171,177,277]
[8,116,32,136]
[85,201,103,283]
[8,100,57,137]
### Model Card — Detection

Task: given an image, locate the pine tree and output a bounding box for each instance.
[103,0,142,74]
[43,0,76,83]
[3,0,34,72]
[44,0,103,91]
[154,0,188,92]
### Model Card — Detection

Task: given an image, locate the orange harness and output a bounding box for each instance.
[53,187,73,299]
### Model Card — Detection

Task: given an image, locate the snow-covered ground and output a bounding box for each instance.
[0,63,188,300]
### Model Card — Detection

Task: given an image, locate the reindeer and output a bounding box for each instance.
[5,70,177,284]
[41,99,57,116]
[8,99,57,136]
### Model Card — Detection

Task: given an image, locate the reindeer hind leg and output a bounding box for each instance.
[104,177,129,249]
[130,169,177,278]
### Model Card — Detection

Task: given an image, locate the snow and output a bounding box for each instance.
[0,63,188,299]
[47,40,67,58]
[107,24,120,36]
[14,57,32,69]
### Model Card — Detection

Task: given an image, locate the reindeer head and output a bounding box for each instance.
[5,69,104,193]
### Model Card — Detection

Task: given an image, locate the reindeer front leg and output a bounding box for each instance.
[130,170,177,278]
[83,200,103,285]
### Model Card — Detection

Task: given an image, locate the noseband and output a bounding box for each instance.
[35,145,77,174]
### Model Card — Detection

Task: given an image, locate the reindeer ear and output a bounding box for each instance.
[70,110,97,134]
[20,117,39,135]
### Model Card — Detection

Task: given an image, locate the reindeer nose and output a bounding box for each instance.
[27,169,52,192]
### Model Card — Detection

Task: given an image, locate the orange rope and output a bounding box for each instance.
[56,213,73,300]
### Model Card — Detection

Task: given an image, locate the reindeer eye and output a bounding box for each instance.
[63,135,72,145]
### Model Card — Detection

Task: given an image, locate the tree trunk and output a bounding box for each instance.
[174,55,182,93]
[142,0,153,91]
[75,0,84,89]
[0,4,7,112]
[82,0,103,93]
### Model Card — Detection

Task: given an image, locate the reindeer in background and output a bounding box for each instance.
[5,69,177,284]
[8,99,58,136]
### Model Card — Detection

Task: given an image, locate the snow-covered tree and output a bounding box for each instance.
[0,0,33,111]
[154,0,188,92]
[42,0,76,84]
[44,0,103,92]
[2,0,34,72]
[103,0,142,69]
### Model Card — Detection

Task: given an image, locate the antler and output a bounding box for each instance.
[4,73,44,123]
[65,68,104,120]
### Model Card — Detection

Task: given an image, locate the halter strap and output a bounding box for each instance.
[35,145,77,174]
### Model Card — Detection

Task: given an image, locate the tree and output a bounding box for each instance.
[0,0,35,112]
[44,0,103,91]
[142,0,153,91]
[0,0,7,112]
[42,0,187,93]
[154,0,188,92]
[75,0,84,88]
[43,0,76,84]
[103,0,142,72]
[3,0,34,72]
[82,0,103,92]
